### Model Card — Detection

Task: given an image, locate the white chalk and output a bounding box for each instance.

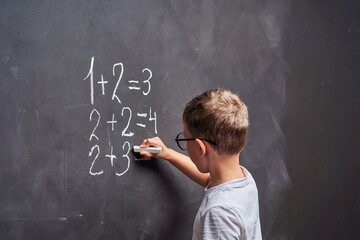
[133,146,162,154]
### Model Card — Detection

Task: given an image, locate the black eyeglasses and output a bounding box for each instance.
[175,132,217,151]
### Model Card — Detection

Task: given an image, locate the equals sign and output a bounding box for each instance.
[136,113,147,127]
[128,80,140,90]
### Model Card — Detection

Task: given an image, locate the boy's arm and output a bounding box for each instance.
[164,148,211,188]
[139,137,210,188]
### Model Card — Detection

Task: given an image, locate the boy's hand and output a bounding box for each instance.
[139,137,169,160]
[139,137,210,188]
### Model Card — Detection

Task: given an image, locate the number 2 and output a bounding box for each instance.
[112,62,124,104]
[89,145,103,175]
[121,107,134,137]
[89,109,101,141]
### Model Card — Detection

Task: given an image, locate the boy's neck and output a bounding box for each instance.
[207,152,246,188]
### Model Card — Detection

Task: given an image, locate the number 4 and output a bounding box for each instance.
[149,107,157,134]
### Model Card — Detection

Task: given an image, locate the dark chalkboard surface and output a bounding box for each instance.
[1,1,359,239]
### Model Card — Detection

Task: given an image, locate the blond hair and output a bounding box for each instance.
[183,88,249,155]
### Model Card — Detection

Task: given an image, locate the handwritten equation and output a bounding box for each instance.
[83,56,158,177]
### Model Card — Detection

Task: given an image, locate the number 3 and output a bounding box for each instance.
[142,68,152,96]
[115,141,131,176]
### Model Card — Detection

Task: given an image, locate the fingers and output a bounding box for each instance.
[139,137,156,160]
[140,138,154,148]
[140,138,149,148]
[140,150,152,161]
[138,137,165,160]
[140,150,152,157]
[140,137,161,148]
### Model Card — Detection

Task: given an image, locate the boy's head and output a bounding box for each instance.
[182,88,249,155]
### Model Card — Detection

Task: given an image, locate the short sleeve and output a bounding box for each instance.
[201,206,243,240]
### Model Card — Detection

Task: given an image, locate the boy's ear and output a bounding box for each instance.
[195,139,207,157]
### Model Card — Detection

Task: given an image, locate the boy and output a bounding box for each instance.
[139,88,262,240]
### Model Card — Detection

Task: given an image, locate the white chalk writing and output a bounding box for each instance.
[83,56,159,177]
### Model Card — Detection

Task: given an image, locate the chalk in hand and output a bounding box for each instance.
[133,146,162,154]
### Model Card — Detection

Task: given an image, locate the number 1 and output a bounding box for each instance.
[84,56,95,105]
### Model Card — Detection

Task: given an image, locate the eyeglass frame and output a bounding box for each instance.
[175,132,217,151]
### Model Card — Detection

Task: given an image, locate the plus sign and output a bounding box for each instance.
[107,114,117,131]
[105,145,117,167]
[97,74,108,95]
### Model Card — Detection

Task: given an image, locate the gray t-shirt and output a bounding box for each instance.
[192,167,262,240]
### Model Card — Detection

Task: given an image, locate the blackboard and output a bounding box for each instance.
[1,1,359,239]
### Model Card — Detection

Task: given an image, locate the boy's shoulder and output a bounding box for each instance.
[200,171,259,213]
[205,180,246,202]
